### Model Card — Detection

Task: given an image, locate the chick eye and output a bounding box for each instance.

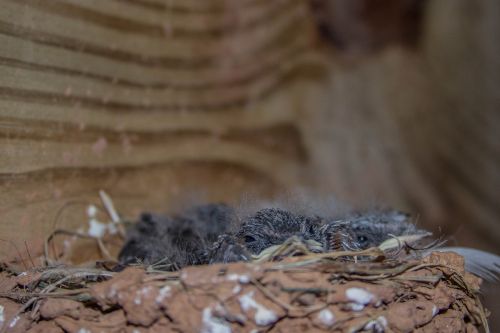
[244,235,257,243]
[357,235,368,244]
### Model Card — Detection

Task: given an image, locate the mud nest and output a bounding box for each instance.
[0,249,488,333]
[0,194,490,332]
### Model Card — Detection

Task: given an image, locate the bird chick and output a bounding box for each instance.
[119,204,427,270]
[321,210,424,251]
[234,208,325,255]
[118,203,236,269]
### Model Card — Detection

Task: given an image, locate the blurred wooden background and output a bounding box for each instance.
[1,0,499,261]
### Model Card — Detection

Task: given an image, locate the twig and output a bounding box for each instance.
[0,289,89,299]
[253,279,325,316]
[99,190,120,224]
[96,238,114,262]
[99,190,126,238]
[24,240,36,269]
[44,229,116,265]
[50,200,92,262]
[0,238,28,271]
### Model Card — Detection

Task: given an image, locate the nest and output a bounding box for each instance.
[0,193,490,332]
[0,247,489,333]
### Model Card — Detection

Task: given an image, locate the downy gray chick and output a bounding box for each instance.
[119,205,425,269]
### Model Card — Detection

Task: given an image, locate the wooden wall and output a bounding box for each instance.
[1,0,499,260]
[0,0,328,258]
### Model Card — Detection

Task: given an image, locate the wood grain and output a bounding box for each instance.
[0,0,326,259]
[1,0,499,263]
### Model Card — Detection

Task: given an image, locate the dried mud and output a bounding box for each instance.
[0,252,487,332]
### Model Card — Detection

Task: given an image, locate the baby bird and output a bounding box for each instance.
[118,203,236,269]
[118,204,425,269]
[118,203,500,282]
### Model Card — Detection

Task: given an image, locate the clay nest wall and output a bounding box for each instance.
[0,250,488,333]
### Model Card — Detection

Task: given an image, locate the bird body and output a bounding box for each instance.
[118,203,499,282]
[119,204,426,267]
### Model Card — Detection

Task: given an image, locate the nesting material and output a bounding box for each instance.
[0,195,490,332]
[0,250,488,332]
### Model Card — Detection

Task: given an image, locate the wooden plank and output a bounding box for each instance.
[0,0,324,259]
[1,0,499,263]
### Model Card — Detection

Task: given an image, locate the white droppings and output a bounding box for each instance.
[226,274,250,284]
[238,291,278,326]
[317,309,335,327]
[227,274,238,281]
[238,275,250,284]
[345,287,375,312]
[88,218,107,238]
[156,285,172,304]
[364,316,387,332]
[379,316,388,327]
[346,287,374,305]
[348,303,366,311]
[87,205,98,218]
[86,203,118,236]
[201,307,232,333]
[77,329,91,333]
[432,305,438,316]
[18,272,27,277]
[8,316,20,328]
[232,285,242,294]
[134,286,152,305]
[0,305,4,324]
[134,291,143,305]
